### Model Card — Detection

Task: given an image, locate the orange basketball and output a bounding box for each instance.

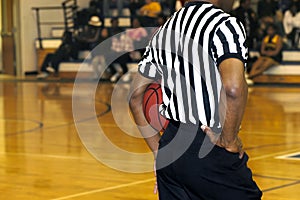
[143,83,169,132]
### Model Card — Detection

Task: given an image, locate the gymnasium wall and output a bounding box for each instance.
[0,1,2,72]
[19,0,89,74]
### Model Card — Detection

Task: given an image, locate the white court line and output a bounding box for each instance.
[1,146,299,162]
[249,148,300,161]
[242,130,300,137]
[275,151,300,160]
[50,147,300,200]
[0,152,94,161]
[2,147,300,199]
[51,178,155,200]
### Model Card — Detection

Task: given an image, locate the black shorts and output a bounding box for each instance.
[156,120,262,200]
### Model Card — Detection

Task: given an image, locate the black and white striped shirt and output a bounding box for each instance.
[138,1,247,130]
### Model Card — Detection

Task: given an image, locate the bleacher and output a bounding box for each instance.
[250,51,300,84]
[36,44,300,83]
[33,0,300,83]
[34,0,136,79]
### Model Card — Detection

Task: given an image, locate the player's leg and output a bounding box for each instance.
[156,121,197,200]
[260,57,279,73]
[156,166,192,200]
[248,56,266,78]
[249,57,278,78]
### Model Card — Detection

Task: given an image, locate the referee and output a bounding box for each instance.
[129,0,262,199]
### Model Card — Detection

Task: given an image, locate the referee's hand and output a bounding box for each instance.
[201,125,244,159]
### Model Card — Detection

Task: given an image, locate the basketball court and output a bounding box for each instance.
[0,76,299,199]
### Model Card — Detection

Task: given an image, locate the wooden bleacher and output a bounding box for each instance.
[35,15,133,79]
[33,0,134,79]
[35,38,138,80]
[250,51,300,84]
[36,39,300,81]
[35,38,94,79]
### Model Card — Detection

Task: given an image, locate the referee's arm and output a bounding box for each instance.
[219,58,248,155]
[202,58,248,157]
[129,73,161,156]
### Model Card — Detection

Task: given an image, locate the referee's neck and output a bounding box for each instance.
[188,0,231,12]
[188,0,218,6]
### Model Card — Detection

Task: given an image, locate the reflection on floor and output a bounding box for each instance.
[0,77,300,200]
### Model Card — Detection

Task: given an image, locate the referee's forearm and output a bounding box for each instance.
[129,93,161,155]
[221,80,248,143]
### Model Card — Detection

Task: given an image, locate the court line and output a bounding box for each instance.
[253,174,298,182]
[242,130,300,137]
[1,137,299,198]
[249,147,300,161]
[0,152,95,161]
[3,146,298,162]
[245,141,300,151]
[51,178,155,200]
[262,180,300,193]
[45,147,300,199]
[31,99,111,131]
[249,148,300,194]
[0,118,44,136]
[4,99,111,136]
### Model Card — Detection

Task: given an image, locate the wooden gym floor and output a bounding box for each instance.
[0,76,299,199]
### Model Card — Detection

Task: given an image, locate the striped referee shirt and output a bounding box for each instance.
[138,1,247,130]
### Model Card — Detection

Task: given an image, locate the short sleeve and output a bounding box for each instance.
[211,17,248,68]
[138,45,161,80]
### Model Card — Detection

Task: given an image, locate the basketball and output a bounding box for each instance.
[143,83,169,132]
